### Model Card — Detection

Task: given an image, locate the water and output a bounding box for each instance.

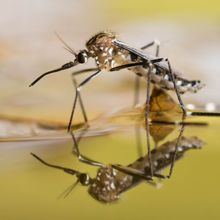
[1,106,220,220]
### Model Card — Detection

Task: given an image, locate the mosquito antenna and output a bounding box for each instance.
[29,61,77,87]
[54,32,77,56]
[57,179,80,199]
[63,46,76,56]
[30,153,78,176]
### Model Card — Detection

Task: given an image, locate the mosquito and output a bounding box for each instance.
[31,133,204,203]
[29,31,204,130]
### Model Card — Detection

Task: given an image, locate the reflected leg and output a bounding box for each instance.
[70,131,105,167]
[167,123,185,178]
[135,123,143,157]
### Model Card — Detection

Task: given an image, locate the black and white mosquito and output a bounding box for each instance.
[29,31,204,177]
[29,31,204,129]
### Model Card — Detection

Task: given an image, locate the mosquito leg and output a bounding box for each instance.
[112,61,143,107]
[133,40,161,106]
[135,123,143,157]
[68,70,101,132]
[141,39,160,57]
[70,131,105,167]
[70,68,100,125]
[111,164,166,181]
[111,164,153,180]
[165,58,187,119]
[111,62,144,72]
[153,173,167,179]
[110,59,163,72]
[71,76,88,125]
[133,75,141,107]
[75,127,89,144]
[72,68,99,76]
[167,123,185,178]
[145,62,153,177]
[70,68,99,125]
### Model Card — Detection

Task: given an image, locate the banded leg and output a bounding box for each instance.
[110,60,163,174]
[71,68,99,125]
[167,123,185,178]
[165,58,187,119]
[110,58,163,72]
[70,131,105,167]
[68,69,101,132]
[111,164,166,181]
[133,75,141,107]
[111,58,187,119]
[133,40,161,107]
[145,62,154,177]
[135,123,143,157]
[141,39,160,57]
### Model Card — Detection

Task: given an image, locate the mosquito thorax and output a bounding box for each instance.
[86,32,116,50]
[85,32,128,70]
[88,166,120,203]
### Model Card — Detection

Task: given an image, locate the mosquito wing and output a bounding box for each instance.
[113,40,182,76]
[0,115,116,142]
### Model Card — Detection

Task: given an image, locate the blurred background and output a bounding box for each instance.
[1,0,220,220]
[1,0,220,122]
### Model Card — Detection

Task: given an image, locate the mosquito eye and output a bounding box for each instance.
[78,51,88,63]
[79,173,91,185]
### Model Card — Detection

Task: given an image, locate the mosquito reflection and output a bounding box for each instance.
[31,125,204,203]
